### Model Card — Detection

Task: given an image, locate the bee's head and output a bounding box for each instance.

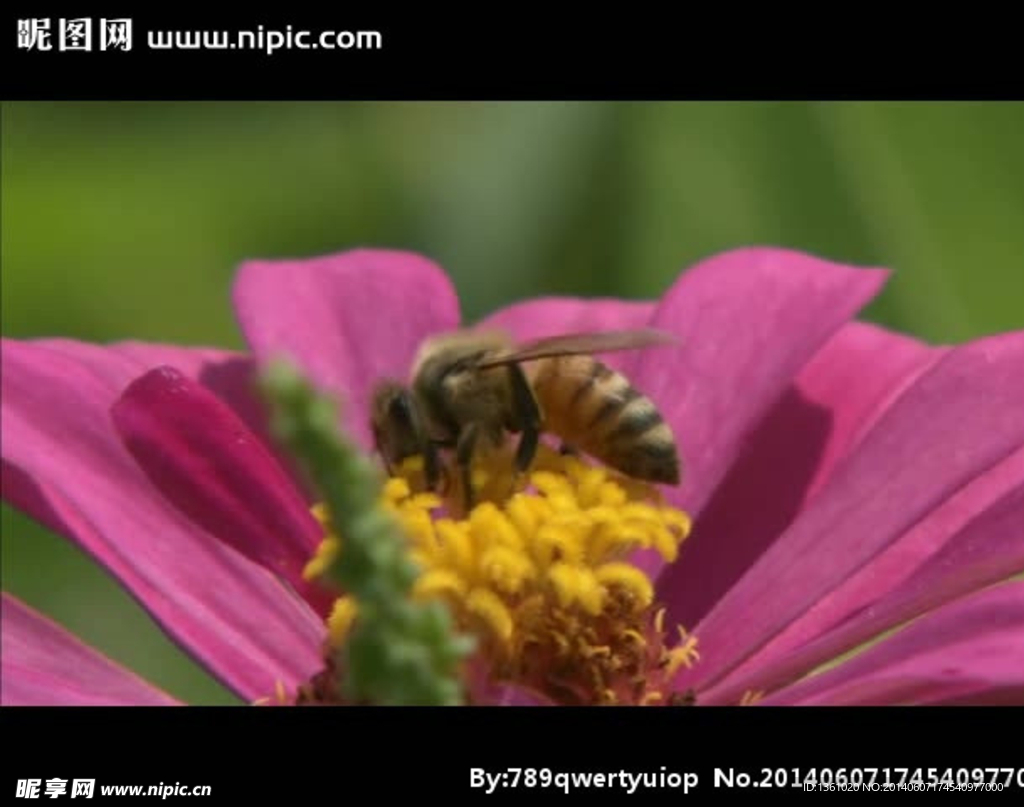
[369,380,422,470]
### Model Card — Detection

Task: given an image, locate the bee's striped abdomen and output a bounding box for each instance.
[597,382,680,485]
[529,355,680,486]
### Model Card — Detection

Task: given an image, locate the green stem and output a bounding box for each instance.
[258,357,473,705]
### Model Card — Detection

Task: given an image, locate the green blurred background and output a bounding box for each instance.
[3,101,1023,705]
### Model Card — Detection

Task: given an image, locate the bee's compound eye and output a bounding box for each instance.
[389,395,414,427]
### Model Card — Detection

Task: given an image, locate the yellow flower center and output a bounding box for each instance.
[296,444,699,706]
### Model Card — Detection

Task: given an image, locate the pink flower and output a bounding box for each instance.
[3,247,1022,706]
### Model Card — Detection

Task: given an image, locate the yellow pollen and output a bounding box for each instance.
[413,568,468,601]
[593,563,654,611]
[302,533,340,582]
[252,679,290,706]
[466,587,514,643]
[654,606,667,636]
[664,626,701,678]
[326,597,359,648]
[383,476,413,502]
[310,502,330,526]
[302,502,341,582]
[622,629,647,647]
[740,690,765,706]
[304,443,698,706]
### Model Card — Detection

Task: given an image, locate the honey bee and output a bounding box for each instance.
[370,327,681,510]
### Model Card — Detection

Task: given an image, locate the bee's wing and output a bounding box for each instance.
[475,328,679,368]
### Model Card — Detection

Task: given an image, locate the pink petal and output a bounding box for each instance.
[787,323,950,499]
[665,321,948,628]
[231,249,462,450]
[710,447,1024,702]
[761,581,1024,705]
[105,342,266,436]
[476,296,656,372]
[475,681,556,706]
[107,342,305,481]
[634,247,888,581]
[703,462,1024,704]
[927,686,1024,706]
[495,687,555,706]
[1,593,181,705]
[677,330,1024,694]
[111,366,334,617]
[465,661,557,706]
[1,338,324,703]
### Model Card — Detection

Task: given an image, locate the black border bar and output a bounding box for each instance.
[3,10,1019,99]
[3,707,1023,801]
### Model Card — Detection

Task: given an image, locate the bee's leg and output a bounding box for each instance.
[370,425,395,476]
[428,437,457,495]
[422,440,443,493]
[377,451,396,476]
[558,441,579,457]
[455,423,481,512]
[507,364,542,476]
